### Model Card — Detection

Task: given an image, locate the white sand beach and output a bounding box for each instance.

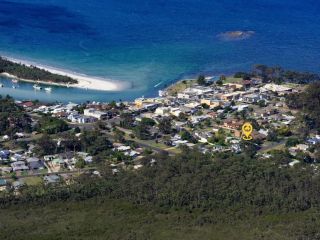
[2,56,130,91]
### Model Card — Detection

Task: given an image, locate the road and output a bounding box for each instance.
[105,127,170,155]
[259,140,286,152]
[1,168,96,180]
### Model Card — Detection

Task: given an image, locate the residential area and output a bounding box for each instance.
[0,73,320,193]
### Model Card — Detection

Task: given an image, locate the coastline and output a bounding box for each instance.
[1,56,130,91]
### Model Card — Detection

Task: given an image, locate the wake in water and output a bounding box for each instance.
[79,40,90,57]
[154,81,163,88]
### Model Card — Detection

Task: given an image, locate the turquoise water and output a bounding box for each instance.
[0,0,320,102]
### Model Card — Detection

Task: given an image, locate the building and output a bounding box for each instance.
[26,157,44,170]
[0,179,7,191]
[200,99,222,109]
[11,161,29,172]
[83,108,108,120]
[44,175,60,185]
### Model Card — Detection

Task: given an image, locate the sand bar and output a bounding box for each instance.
[1,56,130,91]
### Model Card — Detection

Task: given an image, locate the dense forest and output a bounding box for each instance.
[234,64,320,84]
[1,148,320,239]
[286,81,320,130]
[0,57,77,84]
[0,95,31,136]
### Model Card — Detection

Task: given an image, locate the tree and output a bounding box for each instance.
[286,137,300,147]
[201,103,209,109]
[216,79,223,86]
[114,129,126,143]
[75,157,86,169]
[158,118,172,134]
[267,130,278,142]
[37,116,69,134]
[141,118,156,126]
[34,134,57,156]
[219,74,226,81]
[180,130,194,142]
[197,75,206,85]
[134,123,152,140]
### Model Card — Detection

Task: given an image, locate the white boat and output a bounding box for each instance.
[12,85,16,89]
[0,84,3,88]
[33,84,42,90]
[44,87,52,92]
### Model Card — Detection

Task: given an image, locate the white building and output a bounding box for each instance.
[84,108,108,120]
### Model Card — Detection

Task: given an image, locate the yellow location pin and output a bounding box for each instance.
[242,122,253,141]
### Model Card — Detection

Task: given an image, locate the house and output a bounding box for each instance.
[223,119,243,130]
[20,101,34,108]
[0,179,7,191]
[242,94,262,103]
[26,157,44,170]
[189,115,210,124]
[10,153,24,162]
[155,107,171,116]
[260,84,292,95]
[307,136,320,145]
[133,164,143,170]
[0,167,12,174]
[11,161,29,172]
[177,93,191,99]
[200,99,222,109]
[44,175,60,185]
[194,131,213,143]
[84,156,93,164]
[44,155,56,161]
[232,104,248,112]
[52,158,65,168]
[83,108,108,120]
[0,150,10,160]
[117,146,131,152]
[2,135,9,141]
[220,92,241,101]
[12,180,25,190]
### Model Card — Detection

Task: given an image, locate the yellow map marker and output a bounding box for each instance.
[242,122,253,141]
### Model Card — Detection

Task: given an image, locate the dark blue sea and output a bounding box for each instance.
[0,0,319,102]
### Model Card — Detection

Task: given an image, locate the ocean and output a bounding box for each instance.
[0,0,319,103]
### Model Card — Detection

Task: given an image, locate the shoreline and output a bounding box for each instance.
[1,56,131,91]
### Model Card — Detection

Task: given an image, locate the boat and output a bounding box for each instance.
[33,84,42,90]
[12,79,18,83]
[12,85,16,89]
[0,84,3,88]
[44,87,52,92]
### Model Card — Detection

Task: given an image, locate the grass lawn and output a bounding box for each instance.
[224,77,243,84]
[24,176,42,186]
[260,141,286,153]
[166,79,197,95]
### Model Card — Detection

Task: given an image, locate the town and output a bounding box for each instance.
[0,71,319,192]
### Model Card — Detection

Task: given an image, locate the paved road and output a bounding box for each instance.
[105,128,170,155]
[1,168,96,180]
[259,140,286,152]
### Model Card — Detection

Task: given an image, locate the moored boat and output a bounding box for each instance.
[33,84,42,90]
[44,87,52,92]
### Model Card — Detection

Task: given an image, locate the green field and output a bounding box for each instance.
[165,79,197,95]
[224,77,243,84]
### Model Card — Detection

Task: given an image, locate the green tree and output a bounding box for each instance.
[197,75,206,85]
[158,118,172,134]
[75,157,86,169]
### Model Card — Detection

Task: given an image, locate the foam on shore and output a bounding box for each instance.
[2,56,130,91]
